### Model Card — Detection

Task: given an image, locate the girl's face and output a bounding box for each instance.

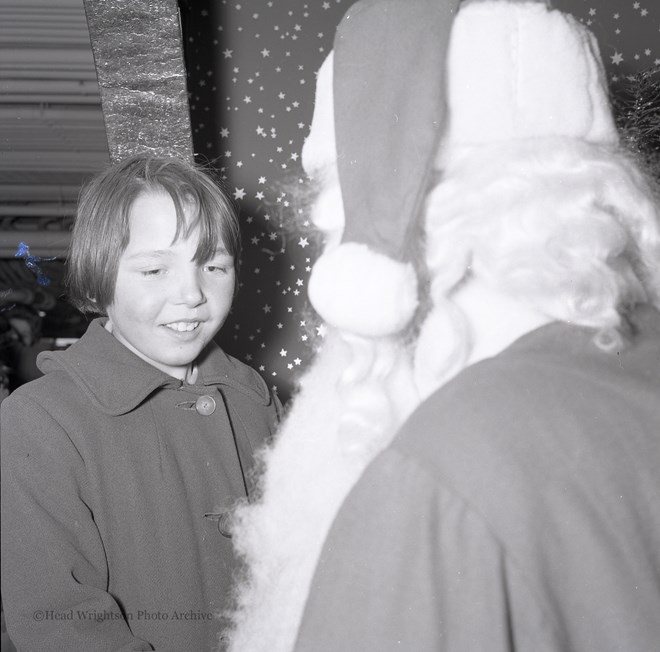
[106,190,235,381]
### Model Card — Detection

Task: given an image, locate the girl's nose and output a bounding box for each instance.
[176,269,206,306]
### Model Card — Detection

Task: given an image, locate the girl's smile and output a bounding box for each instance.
[162,321,201,333]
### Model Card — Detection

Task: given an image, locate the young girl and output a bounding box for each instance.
[1,154,281,651]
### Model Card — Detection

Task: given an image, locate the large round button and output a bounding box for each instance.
[195,395,216,416]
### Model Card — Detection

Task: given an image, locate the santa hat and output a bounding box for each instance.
[303,0,618,338]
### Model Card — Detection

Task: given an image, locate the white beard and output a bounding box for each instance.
[225,330,417,652]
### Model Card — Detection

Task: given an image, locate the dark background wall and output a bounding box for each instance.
[179,1,351,402]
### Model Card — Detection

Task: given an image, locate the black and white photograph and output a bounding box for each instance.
[1,1,659,650]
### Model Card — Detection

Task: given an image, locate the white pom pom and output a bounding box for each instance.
[308,242,418,336]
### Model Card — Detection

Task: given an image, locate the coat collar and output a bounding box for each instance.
[37,318,270,416]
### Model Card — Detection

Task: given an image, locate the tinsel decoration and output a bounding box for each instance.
[83,0,193,163]
[612,65,660,183]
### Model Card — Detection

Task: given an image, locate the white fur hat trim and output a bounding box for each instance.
[308,242,418,337]
[302,52,336,178]
[442,1,618,153]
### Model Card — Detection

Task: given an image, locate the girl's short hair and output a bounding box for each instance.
[66,154,241,314]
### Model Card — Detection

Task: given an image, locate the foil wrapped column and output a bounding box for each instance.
[83,0,193,162]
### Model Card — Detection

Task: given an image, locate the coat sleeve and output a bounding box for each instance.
[0,394,155,652]
[293,447,556,652]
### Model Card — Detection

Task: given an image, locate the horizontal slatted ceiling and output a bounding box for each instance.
[0,0,109,239]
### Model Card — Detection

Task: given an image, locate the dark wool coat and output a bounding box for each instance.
[295,305,660,652]
[1,319,281,652]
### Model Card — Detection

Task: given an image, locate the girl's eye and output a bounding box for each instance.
[204,264,229,274]
[141,268,164,277]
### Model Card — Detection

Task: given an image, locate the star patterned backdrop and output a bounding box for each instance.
[179,0,659,402]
